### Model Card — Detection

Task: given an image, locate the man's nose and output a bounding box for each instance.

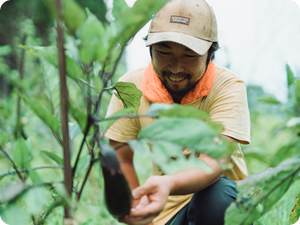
[168,59,184,74]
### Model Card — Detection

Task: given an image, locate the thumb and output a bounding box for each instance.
[132,180,155,200]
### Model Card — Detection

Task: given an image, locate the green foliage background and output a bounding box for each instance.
[0,0,299,225]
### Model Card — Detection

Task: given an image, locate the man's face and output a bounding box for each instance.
[151,42,209,100]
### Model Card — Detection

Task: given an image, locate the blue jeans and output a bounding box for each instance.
[165,176,238,225]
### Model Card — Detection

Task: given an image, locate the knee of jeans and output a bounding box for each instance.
[189,177,237,215]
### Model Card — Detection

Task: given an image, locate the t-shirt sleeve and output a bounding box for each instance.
[104,93,141,143]
[208,79,250,144]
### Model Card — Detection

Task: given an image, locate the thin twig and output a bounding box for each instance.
[97,113,158,122]
[76,160,94,201]
[0,165,63,178]
[0,147,23,181]
[72,115,93,177]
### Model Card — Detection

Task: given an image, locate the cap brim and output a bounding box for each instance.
[146,32,212,55]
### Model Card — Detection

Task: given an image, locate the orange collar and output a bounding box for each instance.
[141,61,216,104]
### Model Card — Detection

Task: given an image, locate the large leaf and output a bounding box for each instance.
[13,138,32,170]
[20,45,83,80]
[112,0,129,19]
[138,117,232,159]
[22,95,60,132]
[150,140,212,174]
[254,180,300,225]
[78,9,108,64]
[0,182,29,203]
[147,103,210,121]
[0,203,31,225]
[111,82,143,111]
[21,187,51,215]
[62,0,86,33]
[109,0,168,48]
[225,158,300,225]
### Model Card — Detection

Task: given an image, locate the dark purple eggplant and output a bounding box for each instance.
[100,144,132,218]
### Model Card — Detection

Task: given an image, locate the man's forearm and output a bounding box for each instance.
[166,154,223,195]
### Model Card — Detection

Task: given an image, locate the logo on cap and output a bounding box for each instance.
[170,16,190,25]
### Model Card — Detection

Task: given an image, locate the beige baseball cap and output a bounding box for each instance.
[146,0,218,55]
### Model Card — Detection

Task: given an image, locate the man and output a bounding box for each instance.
[105,0,250,224]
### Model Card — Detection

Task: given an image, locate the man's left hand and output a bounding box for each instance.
[118,176,171,225]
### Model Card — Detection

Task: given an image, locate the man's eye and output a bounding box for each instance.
[158,51,170,55]
[185,55,197,58]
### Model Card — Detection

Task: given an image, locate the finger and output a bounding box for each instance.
[132,181,156,199]
[130,201,161,217]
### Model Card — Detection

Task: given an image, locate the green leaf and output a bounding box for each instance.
[40,150,63,165]
[102,107,136,131]
[1,203,31,225]
[109,0,168,48]
[69,122,82,141]
[13,138,32,170]
[255,180,300,225]
[255,95,281,105]
[0,130,9,147]
[294,79,300,108]
[19,45,58,66]
[28,169,43,185]
[225,158,300,225]
[22,95,60,132]
[75,155,90,176]
[68,99,93,135]
[0,182,29,203]
[78,8,107,64]
[62,0,86,33]
[151,140,213,174]
[0,45,12,56]
[290,193,300,224]
[112,82,143,111]
[286,64,295,87]
[138,117,229,159]
[21,187,51,215]
[112,0,130,19]
[66,56,83,80]
[147,103,210,120]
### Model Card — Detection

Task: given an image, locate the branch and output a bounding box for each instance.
[0,165,63,178]
[72,115,93,177]
[97,113,158,122]
[0,147,23,181]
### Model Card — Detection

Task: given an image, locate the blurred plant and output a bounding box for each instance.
[225,65,300,225]
[0,0,234,224]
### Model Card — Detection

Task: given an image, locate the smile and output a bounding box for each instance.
[168,76,185,82]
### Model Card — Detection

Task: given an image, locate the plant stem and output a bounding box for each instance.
[16,34,27,140]
[0,147,23,181]
[76,159,94,201]
[55,0,72,219]
[0,165,63,178]
[72,115,93,177]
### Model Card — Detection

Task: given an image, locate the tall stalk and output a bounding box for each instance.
[55,0,72,219]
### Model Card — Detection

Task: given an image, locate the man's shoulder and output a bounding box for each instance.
[215,65,242,82]
[118,68,146,85]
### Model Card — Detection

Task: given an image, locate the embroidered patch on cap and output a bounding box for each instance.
[170,15,190,25]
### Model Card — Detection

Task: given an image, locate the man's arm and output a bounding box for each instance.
[121,136,235,225]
